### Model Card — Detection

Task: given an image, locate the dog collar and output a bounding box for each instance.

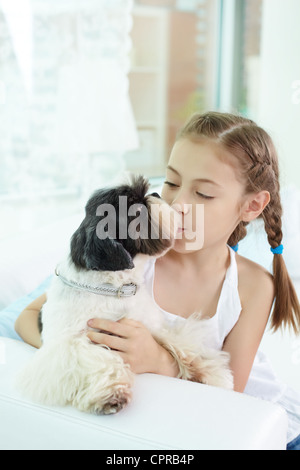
[55,268,138,298]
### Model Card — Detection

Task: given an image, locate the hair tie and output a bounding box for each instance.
[231,244,239,252]
[270,244,284,255]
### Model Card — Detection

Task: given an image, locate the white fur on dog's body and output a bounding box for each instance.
[19,253,233,414]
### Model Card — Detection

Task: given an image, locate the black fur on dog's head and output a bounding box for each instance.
[70,175,177,271]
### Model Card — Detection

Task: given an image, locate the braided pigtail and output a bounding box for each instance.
[227,221,249,248]
[262,197,300,333]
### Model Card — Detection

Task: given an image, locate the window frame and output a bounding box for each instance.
[216,0,246,113]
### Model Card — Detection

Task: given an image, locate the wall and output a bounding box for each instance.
[258,0,300,189]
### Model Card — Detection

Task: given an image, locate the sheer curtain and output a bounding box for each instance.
[0,0,138,239]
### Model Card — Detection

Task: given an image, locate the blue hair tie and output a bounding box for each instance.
[270,244,284,255]
[231,244,239,252]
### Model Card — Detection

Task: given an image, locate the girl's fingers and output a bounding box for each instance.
[87,318,130,338]
[118,318,143,328]
[87,330,128,352]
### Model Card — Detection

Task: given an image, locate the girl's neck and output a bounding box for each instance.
[162,244,230,278]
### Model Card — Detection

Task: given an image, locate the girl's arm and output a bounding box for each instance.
[223,267,275,393]
[15,294,46,349]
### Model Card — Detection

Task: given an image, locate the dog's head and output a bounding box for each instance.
[70,175,179,271]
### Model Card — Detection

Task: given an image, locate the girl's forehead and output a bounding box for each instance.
[168,138,240,185]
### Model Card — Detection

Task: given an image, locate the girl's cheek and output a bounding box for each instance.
[161,189,174,206]
[161,187,167,201]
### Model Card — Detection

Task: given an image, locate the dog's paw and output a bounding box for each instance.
[102,395,129,415]
[93,383,132,415]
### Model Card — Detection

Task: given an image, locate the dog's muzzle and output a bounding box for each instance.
[55,267,138,298]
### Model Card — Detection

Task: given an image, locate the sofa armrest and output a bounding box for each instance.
[0,338,288,450]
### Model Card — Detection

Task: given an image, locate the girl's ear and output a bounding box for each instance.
[241,191,270,222]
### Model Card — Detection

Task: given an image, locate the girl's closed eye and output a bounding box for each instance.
[196,192,215,200]
[164,181,214,200]
[164,181,179,188]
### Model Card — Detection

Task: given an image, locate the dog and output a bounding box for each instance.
[18,175,233,414]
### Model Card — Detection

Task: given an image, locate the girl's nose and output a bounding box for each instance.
[171,198,191,216]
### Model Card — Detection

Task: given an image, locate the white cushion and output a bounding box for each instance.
[0,338,288,450]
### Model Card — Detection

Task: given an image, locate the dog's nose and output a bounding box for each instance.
[150,192,161,199]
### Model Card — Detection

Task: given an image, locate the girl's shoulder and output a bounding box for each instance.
[235,253,274,305]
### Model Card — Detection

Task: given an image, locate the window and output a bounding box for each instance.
[216,0,263,118]
[240,0,263,118]
[0,0,264,240]
[124,0,220,177]
[0,0,136,240]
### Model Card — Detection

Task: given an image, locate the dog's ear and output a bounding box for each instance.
[71,222,134,271]
[70,223,87,269]
[84,229,135,271]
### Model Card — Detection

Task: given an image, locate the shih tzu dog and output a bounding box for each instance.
[18,176,233,414]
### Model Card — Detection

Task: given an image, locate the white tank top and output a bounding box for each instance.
[144,247,300,444]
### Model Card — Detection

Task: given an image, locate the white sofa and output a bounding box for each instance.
[0,337,288,450]
[1,184,300,450]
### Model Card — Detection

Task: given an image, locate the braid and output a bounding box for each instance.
[227,162,275,248]
[262,190,300,332]
[262,194,283,250]
[227,221,249,247]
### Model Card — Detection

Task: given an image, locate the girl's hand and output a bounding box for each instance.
[86,318,179,377]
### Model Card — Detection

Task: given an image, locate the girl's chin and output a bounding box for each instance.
[172,237,204,254]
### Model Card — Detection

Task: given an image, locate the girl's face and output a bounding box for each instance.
[161,138,246,253]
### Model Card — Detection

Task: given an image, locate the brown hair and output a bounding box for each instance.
[178,111,300,334]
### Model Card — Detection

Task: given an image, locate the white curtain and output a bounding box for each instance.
[0,0,138,202]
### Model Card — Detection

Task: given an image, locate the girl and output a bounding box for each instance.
[15,111,300,450]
